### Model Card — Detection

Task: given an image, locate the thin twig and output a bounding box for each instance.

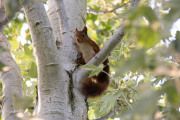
[87,2,130,15]
[122,92,133,110]
[97,105,119,120]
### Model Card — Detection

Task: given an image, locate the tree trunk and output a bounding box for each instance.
[0,3,23,120]
[22,0,88,119]
[23,0,72,119]
[47,0,88,119]
[0,31,23,120]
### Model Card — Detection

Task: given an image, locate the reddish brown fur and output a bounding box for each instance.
[75,27,109,98]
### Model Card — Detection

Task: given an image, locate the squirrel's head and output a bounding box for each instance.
[75,26,88,43]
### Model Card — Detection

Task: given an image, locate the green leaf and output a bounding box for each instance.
[115,49,158,76]
[9,38,19,51]
[120,91,160,119]
[28,61,37,78]
[100,90,122,115]
[88,108,96,119]
[0,62,5,71]
[24,44,33,55]
[163,80,180,108]
[80,64,103,77]
[125,6,158,23]
[87,14,98,22]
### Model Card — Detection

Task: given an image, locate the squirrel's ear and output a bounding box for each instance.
[75,28,78,33]
[83,26,87,34]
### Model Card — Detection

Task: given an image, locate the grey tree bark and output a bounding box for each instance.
[0,2,23,120]
[23,0,71,119]
[47,0,88,119]
[0,30,23,120]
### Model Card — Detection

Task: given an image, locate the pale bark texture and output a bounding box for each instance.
[47,0,88,119]
[0,2,23,120]
[23,0,71,119]
[0,31,23,120]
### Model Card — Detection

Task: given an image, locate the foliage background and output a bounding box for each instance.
[1,0,180,119]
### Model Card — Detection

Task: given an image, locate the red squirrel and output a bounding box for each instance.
[75,26,109,98]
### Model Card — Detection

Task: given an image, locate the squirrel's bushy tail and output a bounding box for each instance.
[81,59,109,98]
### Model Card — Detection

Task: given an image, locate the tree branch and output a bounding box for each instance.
[23,0,60,66]
[54,0,77,71]
[87,2,130,15]
[0,20,23,120]
[0,1,23,120]
[122,92,133,109]
[0,5,6,31]
[23,0,68,118]
[54,0,70,36]
[97,105,119,120]
[0,0,25,29]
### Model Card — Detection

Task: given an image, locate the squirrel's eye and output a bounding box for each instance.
[82,33,85,37]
